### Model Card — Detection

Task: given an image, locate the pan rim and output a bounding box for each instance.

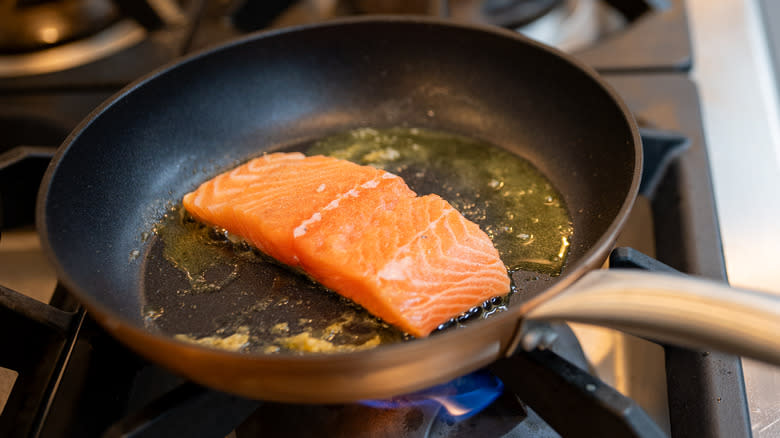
[35,16,642,365]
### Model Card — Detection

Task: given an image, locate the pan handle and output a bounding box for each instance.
[524,269,780,366]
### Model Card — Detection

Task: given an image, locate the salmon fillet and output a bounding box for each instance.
[182,153,510,337]
[183,153,398,266]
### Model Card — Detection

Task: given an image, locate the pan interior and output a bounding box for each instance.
[41,20,638,356]
[142,216,409,353]
[142,127,573,352]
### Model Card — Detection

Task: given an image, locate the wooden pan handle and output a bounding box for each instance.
[525,269,780,366]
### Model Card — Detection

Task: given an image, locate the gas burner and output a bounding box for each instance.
[0,0,193,79]
[0,0,120,54]
[359,371,504,421]
[451,0,564,27]
[0,0,144,77]
[446,0,626,52]
[347,0,565,24]
[516,0,623,52]
[0,20,146,78]
[190,0,652,64]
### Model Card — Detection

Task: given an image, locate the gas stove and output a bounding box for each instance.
[1,1,775,437]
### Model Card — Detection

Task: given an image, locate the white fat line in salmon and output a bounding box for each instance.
[292,172,393,238]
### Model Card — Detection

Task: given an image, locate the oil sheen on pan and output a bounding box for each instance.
[141,128,573,353]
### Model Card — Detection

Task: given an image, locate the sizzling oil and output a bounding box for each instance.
[147,208,409,353]
[146,127,572,352]
[310,127,573,275]
[153,207,238,294]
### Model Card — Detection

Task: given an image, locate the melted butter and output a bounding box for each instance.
[156,207,239,294]
[175,326,250,352]
[147,127,572,351]
[273,315,384,353]
[150,210,407,353]
[277,332,381,353]
[310,127,573,275]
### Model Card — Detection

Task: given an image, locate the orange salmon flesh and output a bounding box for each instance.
[182,152,510,337]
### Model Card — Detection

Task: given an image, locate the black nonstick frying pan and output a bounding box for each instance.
[33,17,780,403]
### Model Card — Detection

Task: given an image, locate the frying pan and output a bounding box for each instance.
[35,17,780,403]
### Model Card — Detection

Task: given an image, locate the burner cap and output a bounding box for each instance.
[450,0,564,28]
[0,0,119,54]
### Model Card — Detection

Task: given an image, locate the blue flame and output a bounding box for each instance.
[359,371,503,421]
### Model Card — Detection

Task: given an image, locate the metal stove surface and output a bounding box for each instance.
[687,1,780,436]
